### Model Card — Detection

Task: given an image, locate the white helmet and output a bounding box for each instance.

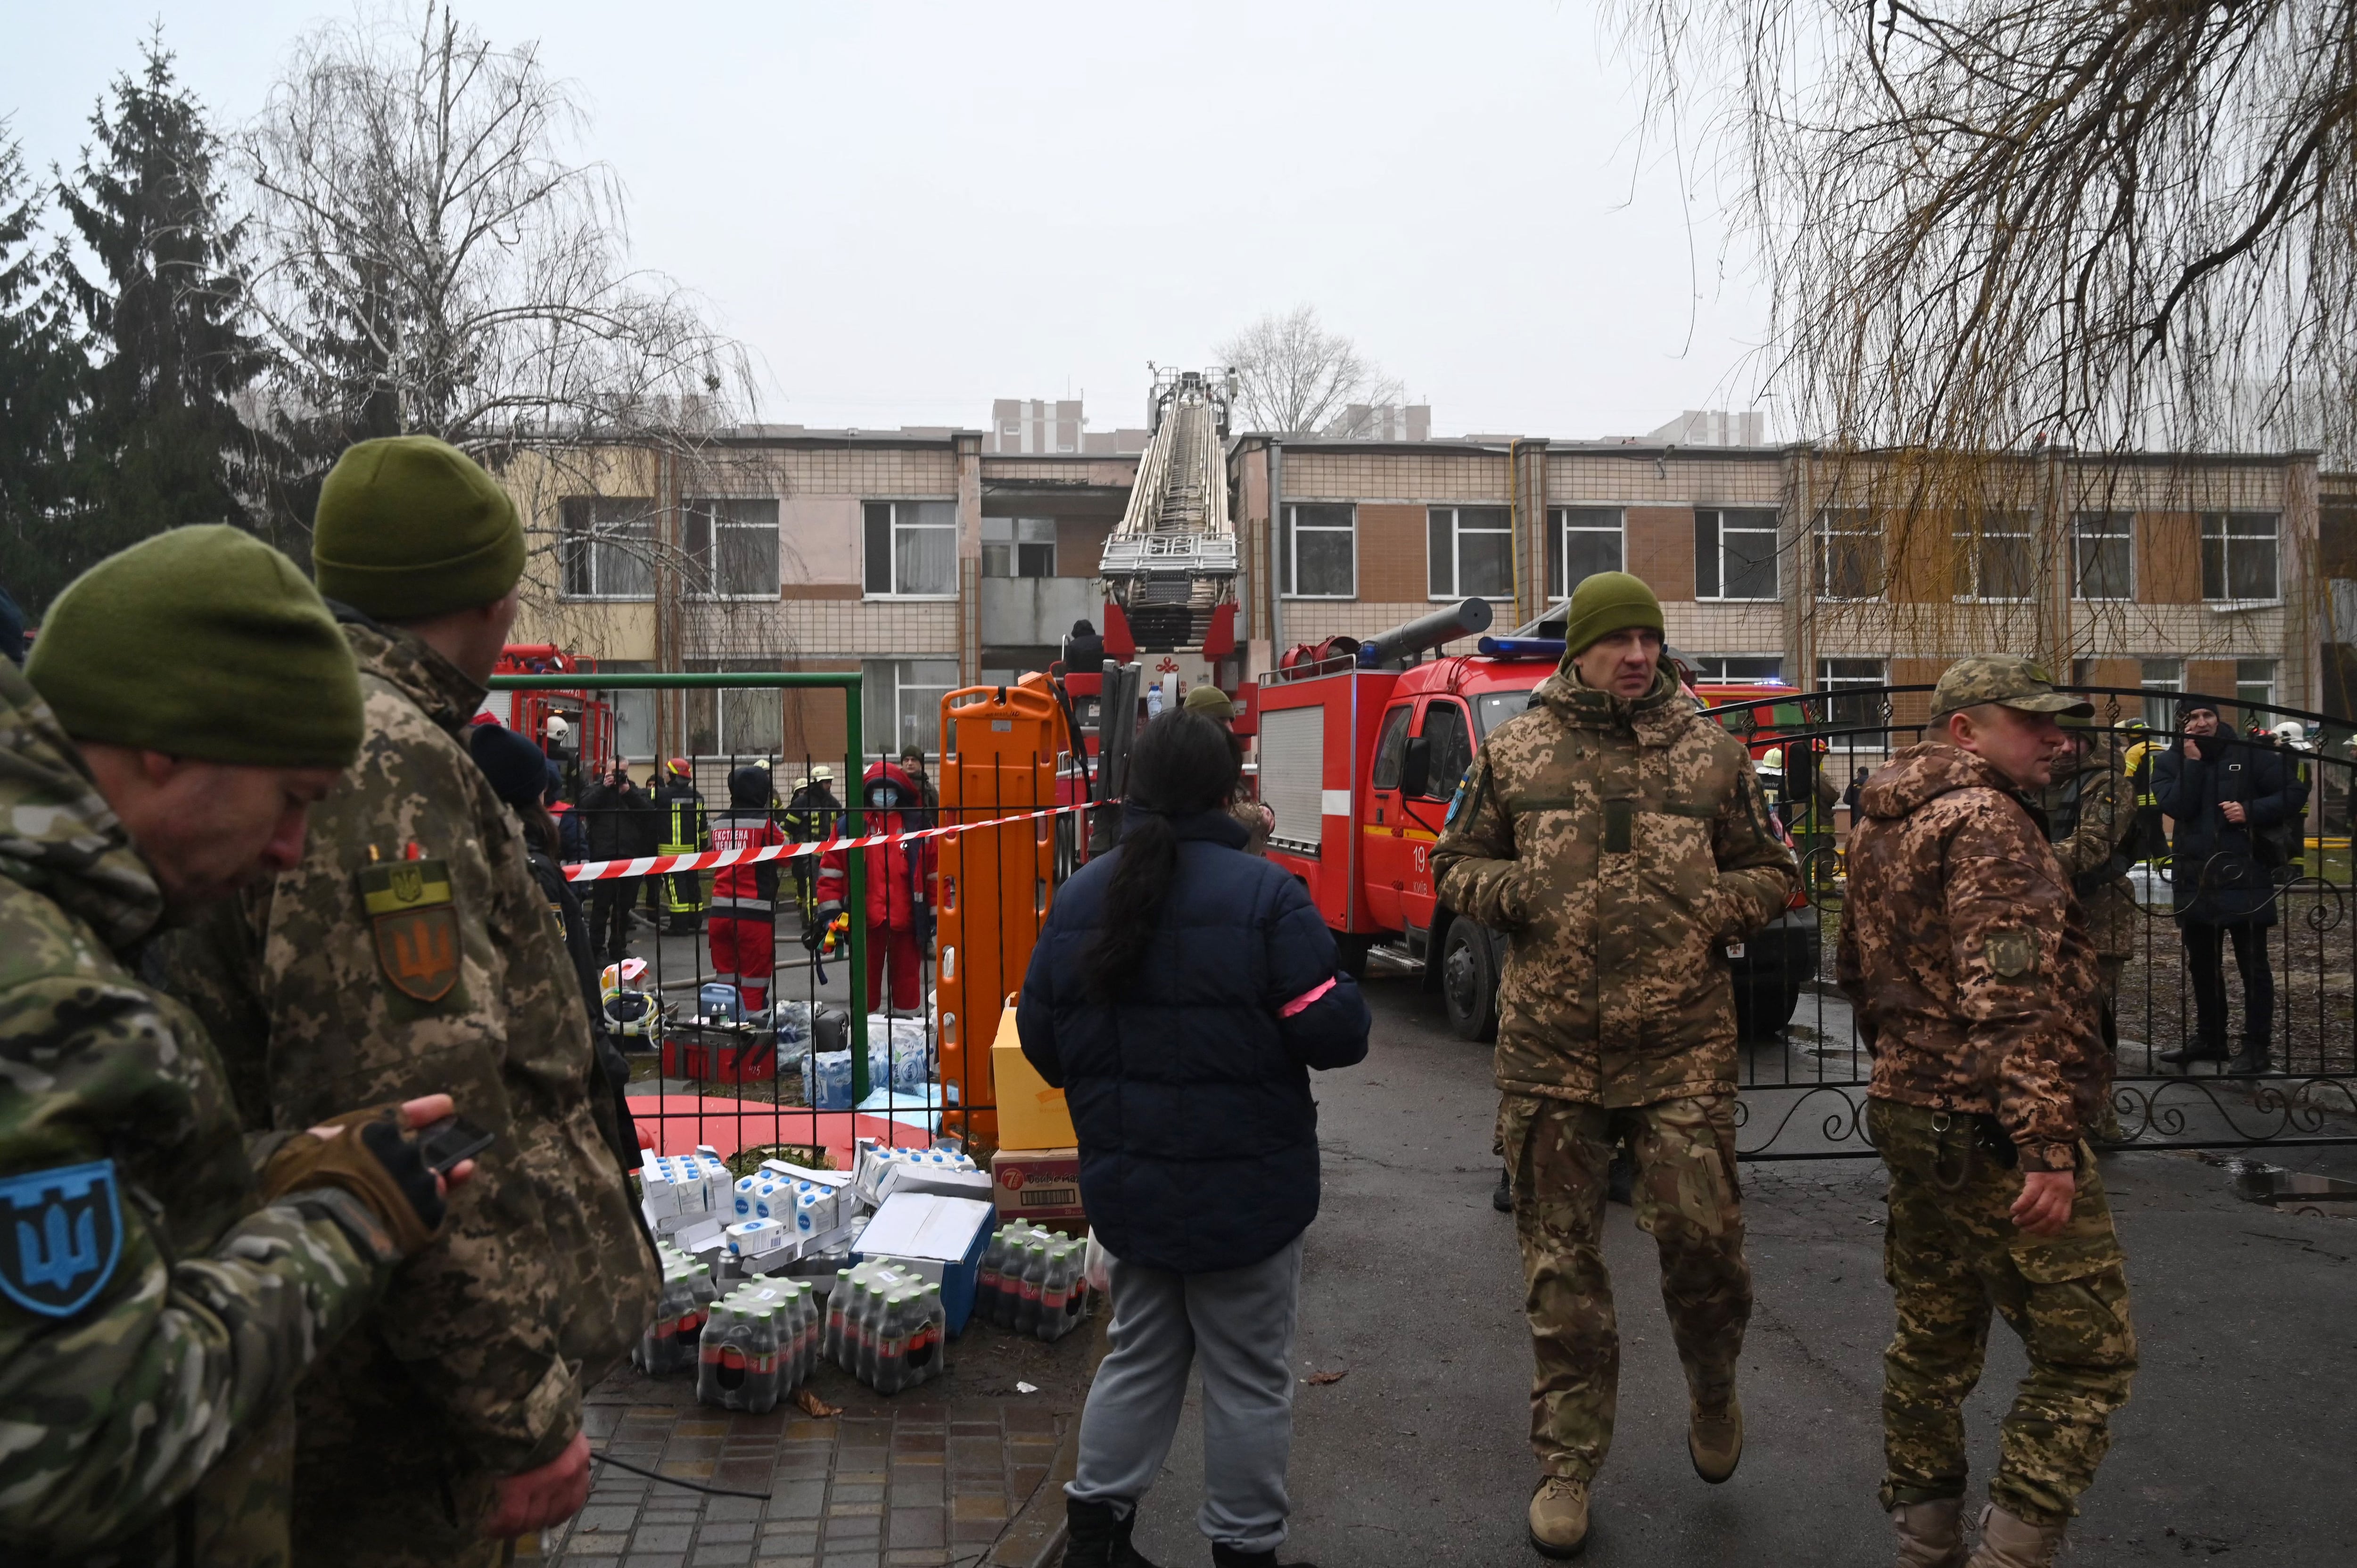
[544,714,570,742]
[1761,746,1785,771]
[2272,720,2307,747]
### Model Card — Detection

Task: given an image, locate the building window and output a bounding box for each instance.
[1427,505,1514,599]
[1689,655,1785,683]
[684,665,786,760]
[2201,512,2281,602]
[1814,510,1886,601]
[863,500,958,598]
[559,496,655,600]
[1548,507,1624,599]
[611,687,656,761]
[1695,508,1780,600]
[982,517,1056,579]
[1817,657,1888,731]
[1952,512,2035,601]
[683,497,780,599]
[2072,512,2134,600]
[1281,503,1356,598]
[862,658,961,757]
[2236,657,2278,715]
[2140,657,2183,728]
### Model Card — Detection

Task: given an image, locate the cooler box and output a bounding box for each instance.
[989,1006,1075,1149]
[662,1023,778,1084]
[850,1191,997,1335]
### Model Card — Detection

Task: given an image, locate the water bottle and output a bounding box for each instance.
[903,1283,944,1387]
[824,1269,852,1365]
[976,1232,1006,1325]
[1056,1242,1090,1337]
[874,1289,910,1395]
[745,1304,782,1413]
[695,1303,734,1404]
[855,1280,881,1385]
[1013,1241,1044,1337]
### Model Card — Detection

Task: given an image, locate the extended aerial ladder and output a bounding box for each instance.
[1096,367,1240,658]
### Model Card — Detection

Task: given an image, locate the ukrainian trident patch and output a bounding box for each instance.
[362,857,461,1002]
[0,1159,122,1318]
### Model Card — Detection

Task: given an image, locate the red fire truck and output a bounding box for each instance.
[1252,600,1821,1042]
[476,644,620,777]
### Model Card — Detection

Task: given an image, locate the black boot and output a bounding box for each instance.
[1066,1499,1159,1568]
[2158,1040,2230,1067]
[1493,1165,1513,1213]
[2228,1039,2272,1075]
[1211,1545,1316,1568]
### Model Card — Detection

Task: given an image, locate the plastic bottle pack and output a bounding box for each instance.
[639,1248,713,1375]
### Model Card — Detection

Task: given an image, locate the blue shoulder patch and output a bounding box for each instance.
[0,1159,123,1319]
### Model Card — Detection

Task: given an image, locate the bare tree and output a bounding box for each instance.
[1219,306,1404,435]
[236,1,758,632]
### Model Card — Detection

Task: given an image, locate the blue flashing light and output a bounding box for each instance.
[1476,636,1567,661]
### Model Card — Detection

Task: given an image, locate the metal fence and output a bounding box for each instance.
[492,669,989,1170]
[1712,683,2357,1159]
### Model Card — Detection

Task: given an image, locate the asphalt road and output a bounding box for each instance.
[1121,969,2357,1567]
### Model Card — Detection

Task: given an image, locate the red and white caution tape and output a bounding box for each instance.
[558,797,1109,883]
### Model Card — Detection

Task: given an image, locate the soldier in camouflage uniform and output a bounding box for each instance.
[157,438,658,1567]
[1837,657,2135,1568]
[2040,719,2138,1138]
[1,526,460,1566]
[1432,572,1798,1558]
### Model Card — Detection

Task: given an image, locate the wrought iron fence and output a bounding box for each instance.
[1706,682,2357,1159]
[489,669,1076,1173]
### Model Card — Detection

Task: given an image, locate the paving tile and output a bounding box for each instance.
[630,1525,694,1553]
[698,1522,758,1544]
[885,1508,945,1549]
[691,1545,752,1567]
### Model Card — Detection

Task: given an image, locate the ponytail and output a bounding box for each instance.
[1082,709,1240,1002]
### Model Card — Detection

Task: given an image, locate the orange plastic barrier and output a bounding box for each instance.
[935,673,1075,1146]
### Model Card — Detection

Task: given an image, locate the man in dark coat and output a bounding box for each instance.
[2153,701,2296,1073]
[577,763,650,961]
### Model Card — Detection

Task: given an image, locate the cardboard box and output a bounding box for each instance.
[850,1192,997,1332]
[874,1163,996,1205]
[990,1147,1085,1226]
[990,1008,1076,1150]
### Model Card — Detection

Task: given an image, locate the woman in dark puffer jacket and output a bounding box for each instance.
[1019,710,1370,1568]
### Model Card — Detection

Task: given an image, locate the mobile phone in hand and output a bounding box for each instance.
[415,1115,495,1175]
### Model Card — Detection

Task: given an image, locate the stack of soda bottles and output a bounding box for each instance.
[974,1223,1088,1341]
[823,1258,948,1396]
[640,1240,720,1374]
[696,1276,822,1413]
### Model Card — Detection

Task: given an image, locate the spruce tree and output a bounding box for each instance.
[56,33,269,591]
[0,133,82,612]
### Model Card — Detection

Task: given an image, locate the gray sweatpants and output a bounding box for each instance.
[1067,1234,1306,1554]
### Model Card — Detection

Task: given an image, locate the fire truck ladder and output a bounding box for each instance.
[1097,367,1236,651]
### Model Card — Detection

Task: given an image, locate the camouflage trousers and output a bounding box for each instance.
[1870,1098,2138,1526]
[1498,1091,1752,1481]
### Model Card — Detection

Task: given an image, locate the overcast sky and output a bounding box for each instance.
[4,0,1775,441]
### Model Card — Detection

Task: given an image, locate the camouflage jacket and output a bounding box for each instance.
[1836,742,2106,1171]
[1432,663,1799,1105]
[2039,737,2136,962]
[155,621,657,1498]
[0,663,392,1564]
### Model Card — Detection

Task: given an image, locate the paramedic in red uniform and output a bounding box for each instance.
[707,763,789,1013]
[811,759,936,1013]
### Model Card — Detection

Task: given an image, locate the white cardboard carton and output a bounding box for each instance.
[851,1192,995,1285]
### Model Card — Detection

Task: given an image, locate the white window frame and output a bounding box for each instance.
[982,517,1057,580]
[1688,654,1785,684]
[2235,657,2278,715]
[863,499,960,600]
[2201,512,2282,605]
[1951,512,2036,603]
[1427,504,1515,601]
[1281,502,1357,599]
[559,496,656,602]
[683,665,787,761]
[1549,507,1625,599]
[683,497,781,600]
[2071,512,2134,602]
[1695,508,1781,601]
[863,657,962,756]
[1817,657,1889,729]
[1814,509,1886,602]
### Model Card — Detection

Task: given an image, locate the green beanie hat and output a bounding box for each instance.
[27,525,364,769]
[1561,570,1665,655]
[313,435,524,619]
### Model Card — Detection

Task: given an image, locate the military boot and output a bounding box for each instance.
[1688,1392,1742,1483]
[1493,1165,1513,1213]
[1888,1498,1968,1568]
[1064,1498,1159,1568]
[2227,1038,2272,1075]
[1527,1476,1591,1558]
[1966,1504,2066,1568]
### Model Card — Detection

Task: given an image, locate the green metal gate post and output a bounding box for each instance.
[489,668,871,1099]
